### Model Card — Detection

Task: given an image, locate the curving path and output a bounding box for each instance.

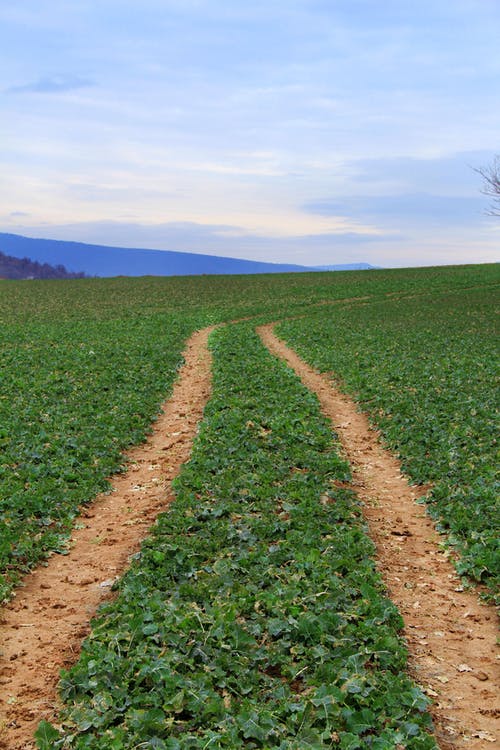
[258,323,499,750]
[0,320,498,749]
[0,327,214,750]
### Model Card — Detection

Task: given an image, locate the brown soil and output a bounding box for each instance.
[0,327,214,750]
[258,324,499,750]
[1,319,498,749]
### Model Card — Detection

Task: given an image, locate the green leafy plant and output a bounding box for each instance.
[43,325,436,748]
[278,285,499,602]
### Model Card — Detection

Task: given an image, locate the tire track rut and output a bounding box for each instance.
[0,327,214,750]
[258,323,499,750]
[1,320,498,749]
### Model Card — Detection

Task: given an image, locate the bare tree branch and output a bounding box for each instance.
[474,155,500,216]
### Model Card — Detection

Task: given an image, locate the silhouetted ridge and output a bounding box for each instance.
[0,233,377,277]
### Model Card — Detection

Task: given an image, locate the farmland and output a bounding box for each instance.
[38,324,435,748]
[278,285,499,602]
[0,263,498,748]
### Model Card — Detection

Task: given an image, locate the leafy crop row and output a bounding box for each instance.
[2,265,495,601]
[278,287,499,602]
[0,315,197,600]
[0,263,496,328]
[40,325,436,749]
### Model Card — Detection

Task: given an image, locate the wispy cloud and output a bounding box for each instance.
[346,153,491,195]
[6,74,94,95]
[0,1,499,267]
[305,194,487,228]
[1,220,398,267]
[303,151,494,233]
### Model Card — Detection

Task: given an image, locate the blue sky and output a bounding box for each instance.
[1,0,498,267]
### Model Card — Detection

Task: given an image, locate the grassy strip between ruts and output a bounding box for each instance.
[277,286,499,603]
[38,324,436,750]
[1,265,496,603]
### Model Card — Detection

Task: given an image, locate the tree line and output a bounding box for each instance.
[0,250,86,280]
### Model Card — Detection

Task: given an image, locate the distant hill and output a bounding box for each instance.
[314,263,379,271]
[0,248,86,280]
[0,232,377,277]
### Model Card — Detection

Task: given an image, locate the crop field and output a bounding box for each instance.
[0,266,485,601]
[37,325,435,749]
[278,285,500,603]
[0,263,498,749]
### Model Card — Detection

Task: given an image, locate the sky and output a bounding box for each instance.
[1,0,499,268]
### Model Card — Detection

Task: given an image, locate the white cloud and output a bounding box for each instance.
[6,74,94,94]
[0,1,499,267]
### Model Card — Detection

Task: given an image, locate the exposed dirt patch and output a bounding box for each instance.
[1,318,498,749]
[0,327,214,750]
[258,323,499,750]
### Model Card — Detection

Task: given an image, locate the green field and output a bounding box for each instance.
[0,263,498,748]
[39,325,435,749]
[278,285,499,601]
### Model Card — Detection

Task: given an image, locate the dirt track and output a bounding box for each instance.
[0,321,498,749]
[0,327,213,750]
[258,323,499,750]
